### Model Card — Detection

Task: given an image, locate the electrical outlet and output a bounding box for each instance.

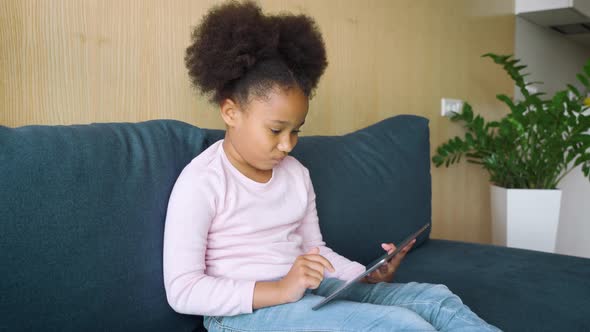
[441,98,463,117]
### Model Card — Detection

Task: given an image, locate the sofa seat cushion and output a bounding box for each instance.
[395,239,590,331]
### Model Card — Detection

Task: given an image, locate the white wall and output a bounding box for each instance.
[514,16,590,258]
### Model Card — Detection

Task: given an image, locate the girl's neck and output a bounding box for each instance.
[221,139,273,184]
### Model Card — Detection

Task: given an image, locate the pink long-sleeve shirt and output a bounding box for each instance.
[163,140,365,317]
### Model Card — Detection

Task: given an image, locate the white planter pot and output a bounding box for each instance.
[490,185,562,253]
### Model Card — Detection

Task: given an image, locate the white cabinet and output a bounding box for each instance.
[516,0,590,46]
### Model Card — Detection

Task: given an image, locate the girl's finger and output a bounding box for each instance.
[304,272,323,289]
[405,239,416,249]
[381,243,396,254]
[304,269,324,283]
[370,269,383,279]
[306,247,320,255]
[305,253,336,273]
[302,260,326,277]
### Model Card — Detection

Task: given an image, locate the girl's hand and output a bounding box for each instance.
[360,239,416,284]
[278,247,335,303]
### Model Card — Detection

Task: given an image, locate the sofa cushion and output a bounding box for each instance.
[395,239,590,331]
[293,115,432,264]
[0,120,205,331]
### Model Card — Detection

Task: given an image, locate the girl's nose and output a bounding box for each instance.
[277,135,295,153]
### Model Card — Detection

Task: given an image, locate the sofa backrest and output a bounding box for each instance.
[1,120,206,331]
[1,115,431,331]
[296,115,432,262]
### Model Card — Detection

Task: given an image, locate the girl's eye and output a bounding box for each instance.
[270,128,301,135]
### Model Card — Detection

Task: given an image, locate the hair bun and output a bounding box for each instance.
[185,1,279,99]
[185,1,328,103]
[271,14,327,95]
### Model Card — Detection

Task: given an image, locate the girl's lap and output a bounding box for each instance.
[204,280,438,332]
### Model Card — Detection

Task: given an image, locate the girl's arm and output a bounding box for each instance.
[253,280,285,309]
[163,169,256,317]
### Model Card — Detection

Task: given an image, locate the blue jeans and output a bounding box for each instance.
[204,278,502,331]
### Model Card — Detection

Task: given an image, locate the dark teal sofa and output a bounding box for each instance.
[2,115,589,331]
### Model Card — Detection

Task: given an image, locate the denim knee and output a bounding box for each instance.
[430,283,463,305]
[393,282,462,309]
[428,284,455,298]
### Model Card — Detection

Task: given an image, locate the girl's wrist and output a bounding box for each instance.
[275,279,288,303]
[276,279,300,304]
[253,280,290,309]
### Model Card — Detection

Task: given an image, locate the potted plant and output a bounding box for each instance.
[433,53,590,253]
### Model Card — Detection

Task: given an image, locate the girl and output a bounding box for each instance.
[163,1,501,331]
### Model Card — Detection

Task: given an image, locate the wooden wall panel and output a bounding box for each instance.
[0,0,515,244]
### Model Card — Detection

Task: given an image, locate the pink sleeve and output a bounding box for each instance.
[295,169,366,281]
[163,168,255,316]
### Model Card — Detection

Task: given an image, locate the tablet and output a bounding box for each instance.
[311,222,431,310]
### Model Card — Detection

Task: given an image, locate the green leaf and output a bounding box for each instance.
[507,117,524,134]
[449,112,462,121]
[481,53,496,60]
[437,146,448,157]
[568,115,578,128]
[462,103,474,122]
[582,161,590,177]
[574,154,590,167]
[483,53,512,65]
[474,116,484,131]
[465,133,475,146]
[566,149,577,164]
[498,121,513,137]
[571,134,590,145]
[432,155,444,167]
[552,91,567,112]
[567,84,580,97]
[467,159,484,165]
[496,94,515,109]
[577,73,589,87]
[530,92,547,99]
[487,121,500,128]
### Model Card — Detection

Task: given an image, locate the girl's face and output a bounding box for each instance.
[221,86,309,182]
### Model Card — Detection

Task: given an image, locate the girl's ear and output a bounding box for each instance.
[220,98,241,127]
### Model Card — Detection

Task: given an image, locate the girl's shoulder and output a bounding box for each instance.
[281,155,304,169]
[176,140,226,189]
[280,155,311,179]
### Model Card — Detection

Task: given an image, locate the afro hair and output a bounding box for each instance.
[184,0,328,105]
